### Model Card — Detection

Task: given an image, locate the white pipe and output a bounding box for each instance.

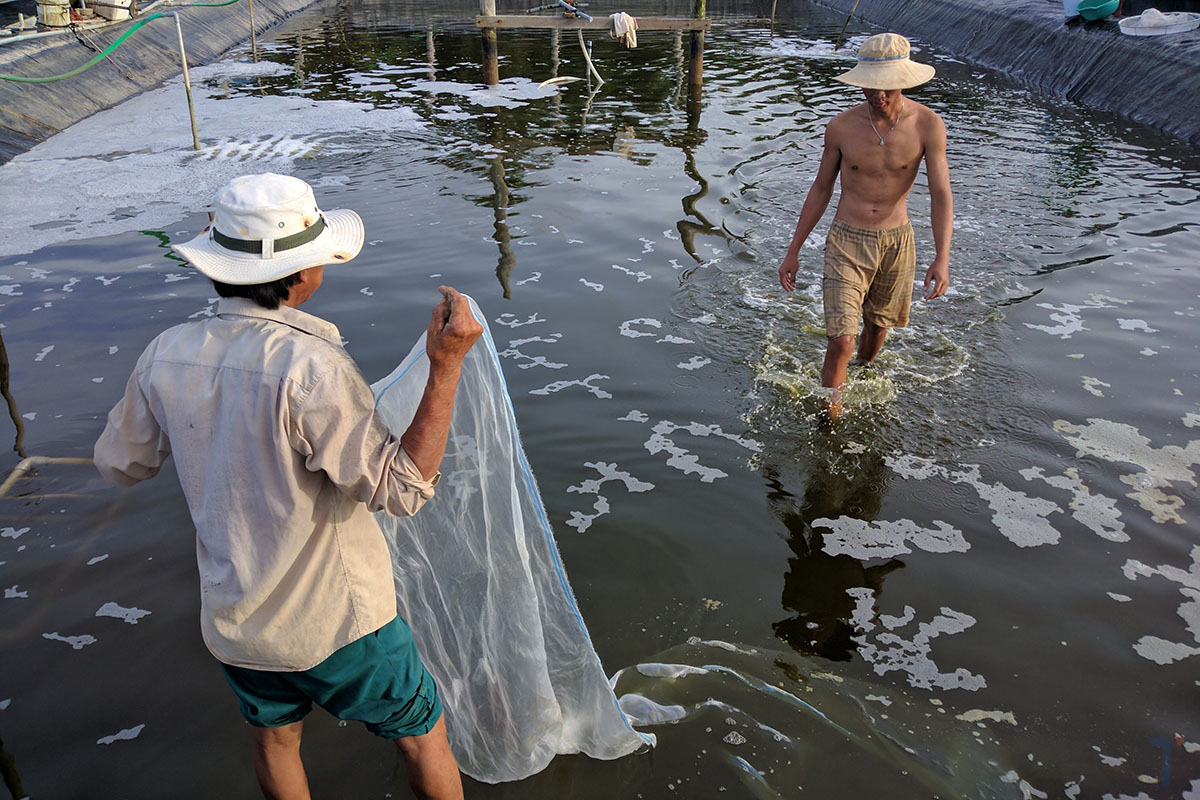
[576,29,603,86]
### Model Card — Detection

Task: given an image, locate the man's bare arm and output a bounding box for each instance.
[779,124,842,292]
[922,113,953,300]
[400,286,484,479]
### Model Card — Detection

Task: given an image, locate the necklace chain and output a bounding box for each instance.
[868,102,905,146]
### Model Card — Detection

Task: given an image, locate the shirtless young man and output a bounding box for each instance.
[777,32,953,418]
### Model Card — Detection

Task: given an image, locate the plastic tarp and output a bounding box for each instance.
[371,295,653,783]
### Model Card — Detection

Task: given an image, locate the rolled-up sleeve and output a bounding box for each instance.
[94,362,171,487]
[289,356,438,517]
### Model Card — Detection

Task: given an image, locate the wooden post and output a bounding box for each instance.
[687,0,705,87]
[481,0,499,86]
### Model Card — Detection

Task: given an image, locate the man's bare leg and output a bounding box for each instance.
[821,334,856,420]
[855,320,888,366]
[395,716,464,800]
[252,721,310,800]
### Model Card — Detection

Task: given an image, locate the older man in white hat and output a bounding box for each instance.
[778,32,953,418]
[95,173,481,799]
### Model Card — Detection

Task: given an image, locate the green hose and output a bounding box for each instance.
[0,12,166,83]
[0,0,242,84]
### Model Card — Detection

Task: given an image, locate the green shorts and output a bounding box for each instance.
[219,615,443,739]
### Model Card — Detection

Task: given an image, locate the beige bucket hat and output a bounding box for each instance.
[835,33,935,90]
[173,173,364,285]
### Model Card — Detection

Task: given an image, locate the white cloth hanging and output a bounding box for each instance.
[371,295,654,783]
[609,11,639,48]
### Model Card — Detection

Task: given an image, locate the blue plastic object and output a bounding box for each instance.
[1077,0,1118,20]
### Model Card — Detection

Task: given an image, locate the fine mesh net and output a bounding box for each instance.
[371,295,653,783]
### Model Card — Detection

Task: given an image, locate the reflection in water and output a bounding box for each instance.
[0,735,27,800]
[767,446,902,661]
[678,141,727,269]
[490,152,516,298]
[0,327,26,459]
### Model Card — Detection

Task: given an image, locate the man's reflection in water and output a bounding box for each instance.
[767,447,903,661]
[0,734,26,800]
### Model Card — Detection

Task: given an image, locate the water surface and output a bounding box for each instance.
[1,1,1198,797]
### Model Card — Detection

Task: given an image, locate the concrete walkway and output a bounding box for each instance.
[810,0,1200,144]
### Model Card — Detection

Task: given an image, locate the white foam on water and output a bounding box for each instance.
[494,313,546,328]
[1116,319,1158,333]
[816,517,969,560]
[955,709,1018,726]
[1,527,30,539]
[886,454,946,481]
[565,461,654,533]
[620,410,650,423]
[948,464,1061,548]
[1020,466,1127,542]
[620,318,661,338]
[999,770,1049,799]
[412,76,560,107]
[1023,301,1113,339]
[515,272,542,285]
[643,420,762,483]
[611,264,652,282]
[1122,546,1200,664]
[5,585,28,599]
[42,632,96,649]
[847,588,986,691]
[497,333,566,370]
[1107,592,1131,602]
[87,554,109,566]
[0,61,425,259]
[677,357,711,371]
[579,278,605,292]
[529,374,612,399]
[97,724,145,745]
[1054,418,1200,524]
[1081,376,1110,397]
[95,601,151,624]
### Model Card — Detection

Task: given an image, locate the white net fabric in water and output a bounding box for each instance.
[371,296,653,783]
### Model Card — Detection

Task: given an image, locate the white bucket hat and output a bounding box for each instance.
[835,33,935,91]
[173,173,365,285]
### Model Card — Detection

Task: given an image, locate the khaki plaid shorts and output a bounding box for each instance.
[823,218,916,339]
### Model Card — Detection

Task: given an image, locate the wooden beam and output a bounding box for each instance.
[475,15,710,31]
[481,0,499,85]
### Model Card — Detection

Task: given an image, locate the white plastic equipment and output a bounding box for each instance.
[35,0,69,26]
[1118,8,1200,35]
[371,295,653,783]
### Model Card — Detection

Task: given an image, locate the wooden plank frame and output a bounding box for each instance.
[476,14,710,30]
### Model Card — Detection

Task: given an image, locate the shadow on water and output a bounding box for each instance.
[0,327,27,459]
[766,447,904,662]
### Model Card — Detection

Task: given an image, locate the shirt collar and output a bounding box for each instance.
[216,297,343,346]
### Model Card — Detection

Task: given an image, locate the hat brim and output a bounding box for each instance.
[172,208,365,285]
[835,60,935,90]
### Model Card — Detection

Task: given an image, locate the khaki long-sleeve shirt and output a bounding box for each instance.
[94,298,437,671]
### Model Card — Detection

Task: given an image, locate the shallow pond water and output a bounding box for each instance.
[1,0,1198,797]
